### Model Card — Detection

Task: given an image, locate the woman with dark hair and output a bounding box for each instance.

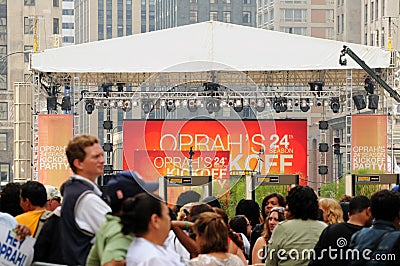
[0,182,24,216]
[265,186,327,266]
[188,212,245,266]
[229,215,252,259]
[252,207,285,265]
[235,199,262,228]
[121,193,185,266]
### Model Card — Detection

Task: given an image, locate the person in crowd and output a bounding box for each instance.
[235,199,262,228]
[33,183,65,265]
[44,185,62,211]
[309,195,372,266]
[0,182,24,216]
[121,193,185,266]
[188,212,245,266]
[250,193,285,264]
[229,215,252,259]
[16,181,49,236]
[338,195,353,222]
[202,195,222,209]
[349,190,400,266]
[318,198,344,225]
[86,170,159,266]
[266,186,327,266]
[175,190,201,215]
[252,206,285,265]
[176,202,198,221]
[60,134,112,265]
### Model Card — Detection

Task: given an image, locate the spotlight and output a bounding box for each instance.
[316,100,322,107]
[206,98,221,114]
[103,143,113,152]
[368,94,379,110]
[233,99,243,113]
[122,100,132,112]
[273,97,287,113]
[294,99,299,107]
[187,99,198,112]
[116,83,124,92]
[319,143,329,152]
[166,99,176,112]
[103,120,113,130]
[330,97,340,113]
[227,99,234,106]
[319,121,328,130]
[61,96,71,111]
[364,77,375,94]
[142,100,153,114]
[85,99,95,114]
[318,165,328,175]
[255,99,265,112]
[300,99,310,112]
[352,95,366,110]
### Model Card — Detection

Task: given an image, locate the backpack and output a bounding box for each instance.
[33,210,53,238]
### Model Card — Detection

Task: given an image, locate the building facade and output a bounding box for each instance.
[256,0,335,39]
[0,0,61,186]
[155,0,257,30]
[62,0,75,46]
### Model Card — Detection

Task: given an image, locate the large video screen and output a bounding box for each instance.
[122,119,308,188]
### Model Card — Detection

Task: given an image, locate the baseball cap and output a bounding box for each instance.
[105,170,159,213]
[45,185,61,200]
[391,185,399,192]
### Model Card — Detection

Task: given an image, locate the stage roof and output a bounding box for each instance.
[30,21,392,87]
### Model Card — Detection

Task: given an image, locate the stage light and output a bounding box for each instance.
[294,99,299,107]
[103,120,113,130]
[319,143,329,152]
[85,99,95,114]
[187,99,198,112]
[142,100,153,114]
[352,95,366,110]
[166,99,176,112]
[206,98,221,114]
[255,99,265,112]
[330,97,340,113]
[319,120,328,130]
[333,138,340,155]
[47,96,57,111]
[300,99,310,112]
[368,94,379,110]
[227,99,234,106]
[122,100,132,112]
[309,81,324,96]
[61,96,71,111]
[273,97,287,113]
[364,77,375,94]
[103,143,113,152]
[318,165,328,175]
[316,100,322,107]
[104,164,113,174]
[174,100,180,107]
[233,99,243,113]
[116,83,124,92]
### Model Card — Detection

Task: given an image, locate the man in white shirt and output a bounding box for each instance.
[60,134,112,265]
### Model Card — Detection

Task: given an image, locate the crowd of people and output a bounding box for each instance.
[0,134,400,266]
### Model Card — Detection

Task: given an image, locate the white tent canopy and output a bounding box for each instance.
[31,21,391,74]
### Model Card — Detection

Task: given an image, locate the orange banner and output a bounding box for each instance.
[38,114,73,187]
[351,114,387,173]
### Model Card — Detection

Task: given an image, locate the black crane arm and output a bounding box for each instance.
[340,45,400,103]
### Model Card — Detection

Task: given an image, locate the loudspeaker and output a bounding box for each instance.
[319,121,328,130]
[368,94,379,110]
[318,165,328,175]
[352,95,366,110]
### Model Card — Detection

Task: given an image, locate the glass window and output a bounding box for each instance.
[190,11,198,23]
[62,9,74,15]
[53,0,59,7]
[0,102,7,120]
[62,23,74,29]
[341,14,344,33]
[24,17,33,34]
[242,11,251,23]
[0,163,10,183]
[381,27,385,48]
[24,0,35,6]
[223,11,231,23]
[364,4,368,24]
[0,75,6,90]
[210,0,217,3]
[24,45,32,62]
[375,0,378,19]
[371,1,374,22]
[0,133,6,150]
[190,0,197,3]
[210,11,218,21]
[244,0,250,4]
[53,18,59,34]
[222,0,230,3]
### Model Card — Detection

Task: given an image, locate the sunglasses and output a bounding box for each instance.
[270,207,285,214]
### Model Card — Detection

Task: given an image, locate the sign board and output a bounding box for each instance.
[0,225,35,266]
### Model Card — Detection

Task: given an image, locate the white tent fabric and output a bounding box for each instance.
[30,21,391,73]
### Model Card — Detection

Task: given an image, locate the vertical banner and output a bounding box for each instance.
[38,114,73,187]
[352,114,387,173]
